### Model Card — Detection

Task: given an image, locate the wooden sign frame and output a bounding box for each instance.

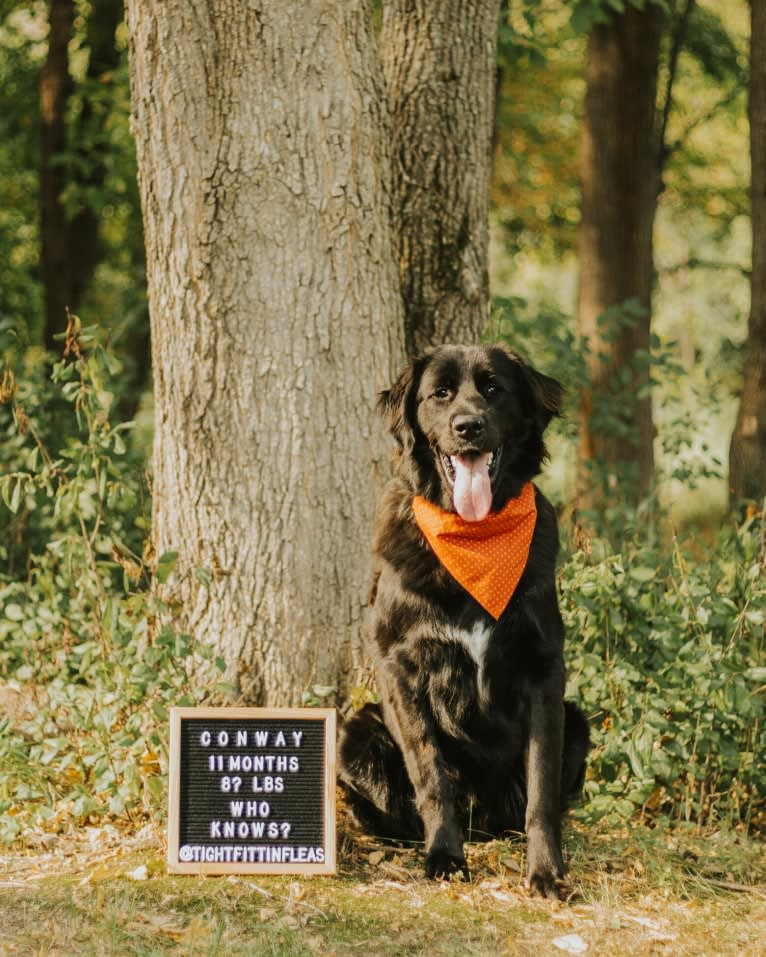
[167,707,336,875]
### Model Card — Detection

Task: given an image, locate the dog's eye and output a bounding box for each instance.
[433,386,452,399]
[484,381,500,398]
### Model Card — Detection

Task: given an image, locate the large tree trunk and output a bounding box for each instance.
[729,0,766,506]
[381,0,501,356]
[127,0,404,705]
[576,4,664,508]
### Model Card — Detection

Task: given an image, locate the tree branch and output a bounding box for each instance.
[665,83,746,161]
[659,257,751,279]
[658,0,695,178]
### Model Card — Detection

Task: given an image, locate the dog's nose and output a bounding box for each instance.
[452,414,486,440]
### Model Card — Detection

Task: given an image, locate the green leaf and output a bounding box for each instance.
[8,477,23,514]
[214,681,238,698]
[4,603,23,622]
[194,567,212,588]
[684,5,746,84]
[629,566,657,583]
[145,776,164,801]
[156,551,178,584]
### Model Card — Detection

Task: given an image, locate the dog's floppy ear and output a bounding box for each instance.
[377,355,428,452]
[498,346,564,430]
[523,364,564,429]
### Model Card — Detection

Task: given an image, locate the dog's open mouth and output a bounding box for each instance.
[440,448,502,523]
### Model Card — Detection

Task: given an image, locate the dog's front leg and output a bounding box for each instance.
[525,678,566,899]
[380,657,467,880]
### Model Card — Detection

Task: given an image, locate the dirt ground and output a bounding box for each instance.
[1,818,765,956]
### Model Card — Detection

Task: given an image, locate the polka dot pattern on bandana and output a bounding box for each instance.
[413,482,537,619]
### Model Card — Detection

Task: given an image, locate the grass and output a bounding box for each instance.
[1,817,765,956]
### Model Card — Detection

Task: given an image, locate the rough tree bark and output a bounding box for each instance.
[729,0,766,505]
[381,0,501,356]
[576,3,664,507]
[127,0,404,705]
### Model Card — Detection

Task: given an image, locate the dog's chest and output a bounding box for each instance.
[449,619,493,691]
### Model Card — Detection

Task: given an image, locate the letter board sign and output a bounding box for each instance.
[168,707,336,874]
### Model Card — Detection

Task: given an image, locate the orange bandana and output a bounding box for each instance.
[412,482,537,620]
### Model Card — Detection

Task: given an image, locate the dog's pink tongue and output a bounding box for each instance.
[451,453,493,522]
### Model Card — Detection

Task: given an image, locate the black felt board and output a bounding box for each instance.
[168,708,336,874]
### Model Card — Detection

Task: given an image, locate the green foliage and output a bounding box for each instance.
[0,2,147,362]
[493,10,582,258]
[489,298,765,832]
[495,0,749,269]
[0,4,45,339]
[0,312,143,571]
[301,684,338,708]
[490,295,727,524]
[65,8,148,337]
[497,0,547,69]
[0,330,228,842]
[683,4,746,85]
[488,295,583,404]
[569,0,671,36]
[562,514,766,831]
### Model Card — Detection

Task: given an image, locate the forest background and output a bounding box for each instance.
[0,0,764,872]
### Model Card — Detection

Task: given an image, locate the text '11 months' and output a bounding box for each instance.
[168,707,336,874]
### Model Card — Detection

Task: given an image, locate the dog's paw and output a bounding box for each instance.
[527,867,569,901]
[526,834,566,900]
[424,846,470,882]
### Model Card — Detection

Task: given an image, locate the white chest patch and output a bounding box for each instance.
[450,620,492,671]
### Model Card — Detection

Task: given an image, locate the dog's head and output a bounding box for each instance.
[379,344,562,520]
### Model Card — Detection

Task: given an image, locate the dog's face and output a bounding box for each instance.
[380,345,562,519]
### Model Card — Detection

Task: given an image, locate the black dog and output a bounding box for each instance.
[339,344,589,897]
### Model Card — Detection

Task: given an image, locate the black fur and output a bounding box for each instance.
[339,344,590,897]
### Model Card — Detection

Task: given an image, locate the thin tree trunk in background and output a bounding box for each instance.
[576,4,663,508]
[40,0,124,352]
[729,0,766,506]
[67,0,124,313]
[40,0,74,351]
[127,0,404,705]
[74,0,150,421]
[381,0,501,357]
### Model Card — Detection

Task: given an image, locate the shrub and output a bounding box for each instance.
[0,320,227,841]
[562,516,766,831]
[491,296,764,831]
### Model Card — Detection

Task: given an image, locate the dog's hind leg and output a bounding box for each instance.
[338,703,423,843]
